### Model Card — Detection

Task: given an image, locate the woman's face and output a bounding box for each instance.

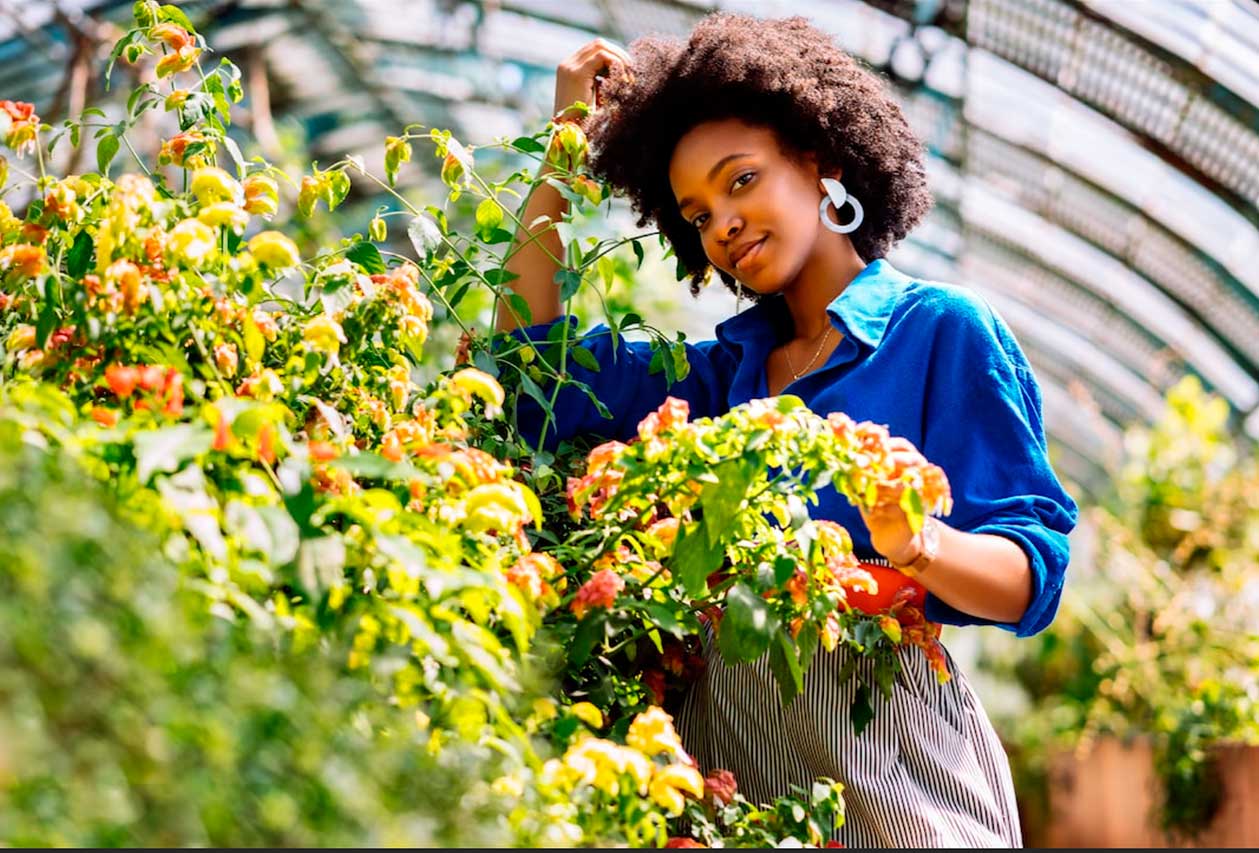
[668,118,825,294]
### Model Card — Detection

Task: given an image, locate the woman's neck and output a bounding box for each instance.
[779,239,867,341]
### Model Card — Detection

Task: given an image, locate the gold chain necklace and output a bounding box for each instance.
[784,325,833,381]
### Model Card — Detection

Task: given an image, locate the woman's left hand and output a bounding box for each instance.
[858,438,924,565]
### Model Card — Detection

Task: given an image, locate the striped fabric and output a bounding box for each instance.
[676,562,1022,848]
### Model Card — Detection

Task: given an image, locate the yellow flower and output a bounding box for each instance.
[302,314,346,356]
[562,739,652,798]
[0,200,21,236]
[6,324,36,353]
[156,45,201,78]
[398,314,429,347]
[449,367,504,417]
[569,701,603,730]
[242,174,279,218]
[214,342,239,378]
[649,763,705,816]
[248,230,301,270]
[197,201,248,232]
[627,706,687,761]
[386,364,412,411]
[167,218,216,266]
[190,167,242,206]
[462,482,535,534]
[490,775,524,798]
[532,697,559,723]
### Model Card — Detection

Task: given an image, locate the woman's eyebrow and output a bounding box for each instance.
[677,152,752,211]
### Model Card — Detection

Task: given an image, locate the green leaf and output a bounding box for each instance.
[574,381,613,420]
[851,683,875,735]
[570,346,601,373]
[96,134,120,176]
[899,486,925,535]
[768,630,804,706]
[65,231,94,279]
[475,198,503,240]
[483,268,519,287]
[554,268,583,302]
[222,135,245,172]
[701,458,755,546]
[517,371,552,418]
[485,227,515,245]
[134,424,214,483]
[671,340,691,383]
[632,239,645,269]
[718,583,777,664]
[158,4,197,33]
[511,136,546,154]
[329,452,414,480]
[35,278,60,349]
[325,169,351,211]
[642,602,688,639]
[796,619,820,673]
[346,241,386,275]
[504,292,532,326]
[673,520,724,597]
[407,213,442,257]
[569,612,606,667]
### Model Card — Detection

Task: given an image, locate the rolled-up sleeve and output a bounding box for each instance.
[920,299,1079,637]
[506,316,734,450]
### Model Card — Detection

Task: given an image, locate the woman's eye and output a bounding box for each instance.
[692,213,709,229]
[732,171,755,190]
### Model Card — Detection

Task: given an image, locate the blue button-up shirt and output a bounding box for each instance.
[512,260,1078,637]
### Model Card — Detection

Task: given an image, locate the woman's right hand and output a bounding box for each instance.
[553,38,633,123]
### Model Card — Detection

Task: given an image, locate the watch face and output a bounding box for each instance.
[921,517,941,555]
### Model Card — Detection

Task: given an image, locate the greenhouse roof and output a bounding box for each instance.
[4,0,1259,497]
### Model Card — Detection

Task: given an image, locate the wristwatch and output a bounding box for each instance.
[892,516,941,578]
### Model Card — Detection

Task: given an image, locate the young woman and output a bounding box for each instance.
[495,13,1077,847]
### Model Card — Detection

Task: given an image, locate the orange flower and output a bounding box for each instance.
[309,441,339,462]
[149,22,193,50]
[158,130,211,168]
[0,244,48,279]
[0,100,40,155]
[211,407,232,451]
[637,396,689,441]
[570,569,624,620]
[156,45,201,78]
[90,406,120,427]
[785,568,809,607]
[258,422,276,465]
[105,365,138,398]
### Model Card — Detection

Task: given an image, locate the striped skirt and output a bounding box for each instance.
[675,629,1022,847]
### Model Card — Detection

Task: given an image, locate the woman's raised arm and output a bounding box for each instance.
[494,39,632,334]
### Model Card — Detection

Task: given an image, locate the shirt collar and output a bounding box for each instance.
[714,259,911,352]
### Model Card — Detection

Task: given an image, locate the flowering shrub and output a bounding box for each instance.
[982,377,1259,840]
[0,3,957,845]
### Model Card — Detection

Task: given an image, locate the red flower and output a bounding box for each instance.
[664,839,705,848]
[570,569,624,620]
[704,769,737,806]
[642,668,667,705]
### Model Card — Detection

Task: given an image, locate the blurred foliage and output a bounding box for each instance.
[0,422,516,847]
[981,376,1259,839]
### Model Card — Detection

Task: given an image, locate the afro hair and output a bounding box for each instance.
[586,13,933,298]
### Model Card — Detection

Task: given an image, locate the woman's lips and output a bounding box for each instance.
[733,236,768,271]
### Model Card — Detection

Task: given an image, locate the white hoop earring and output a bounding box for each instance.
[819,177,864,234]
[735,281,745,313]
